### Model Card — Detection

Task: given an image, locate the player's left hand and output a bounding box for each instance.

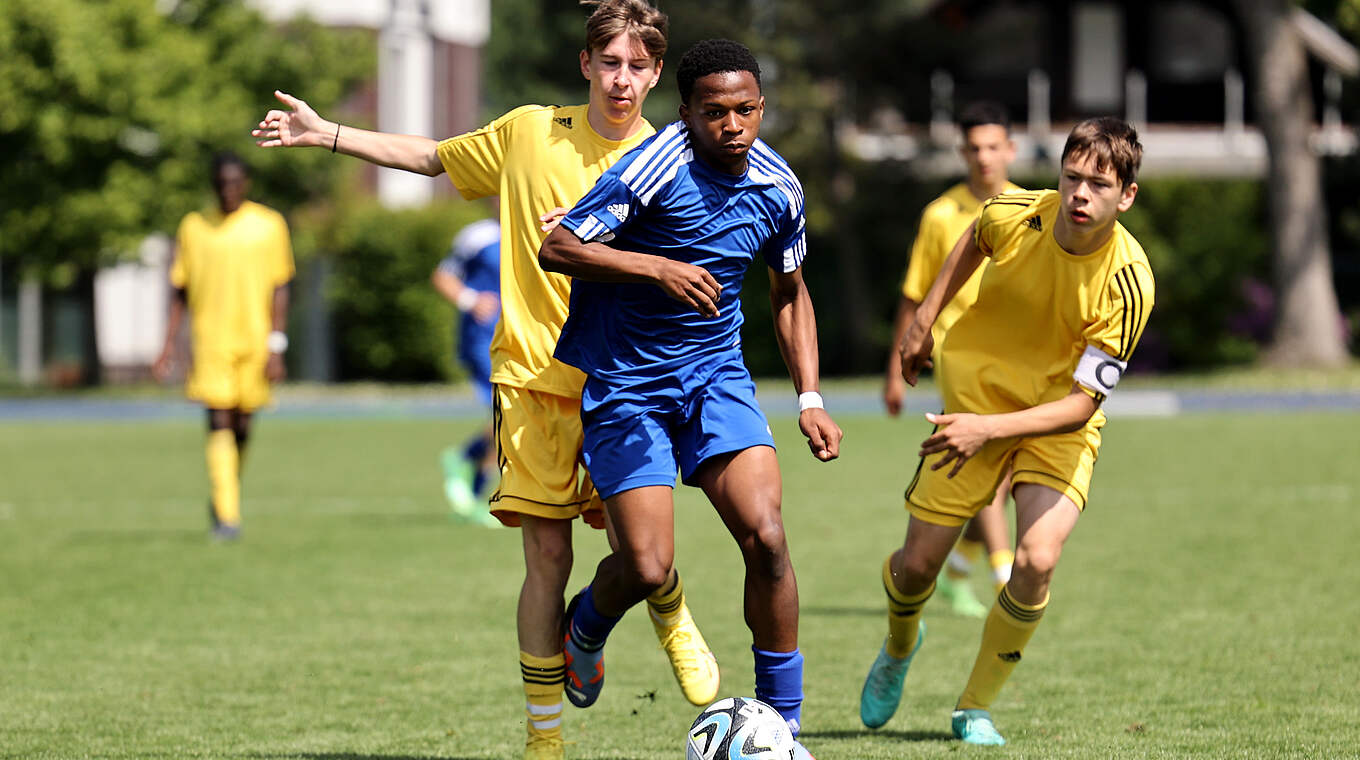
[266,353,287,383]
[799,409,842,461]
[539,207,570,233]
[919,411,994,478]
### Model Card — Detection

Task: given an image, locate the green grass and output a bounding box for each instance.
[2,411,1358,759]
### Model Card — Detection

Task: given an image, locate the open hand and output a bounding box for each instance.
[253,90,328,149]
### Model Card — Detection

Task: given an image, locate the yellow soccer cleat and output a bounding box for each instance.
[524,733,564,760]
[651,604,720,706]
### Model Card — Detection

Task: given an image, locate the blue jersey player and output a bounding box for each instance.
[433,217,501,525]
[539,39,842,754]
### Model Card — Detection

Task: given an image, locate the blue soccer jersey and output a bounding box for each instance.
[439,218,501,393]
[555,121,807,381]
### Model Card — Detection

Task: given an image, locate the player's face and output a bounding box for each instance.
[960,124,1014,187]
[679,70,764,175]
[1058,151,1136,230]
[212,164,248,214]
[580,33,662,132]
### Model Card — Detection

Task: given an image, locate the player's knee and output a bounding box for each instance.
[896,551,941,589]
[1013,543,1060,582]
[525,533,574,577]
[737,517,789,578]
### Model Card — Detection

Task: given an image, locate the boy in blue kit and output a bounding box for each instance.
[539,39,842,754]
[432,217,501,524]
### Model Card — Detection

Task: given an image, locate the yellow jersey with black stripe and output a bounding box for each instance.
[436,104,655,398]
[938,189,1154,428]
[901,181,1024,344]
[171,200,294,358]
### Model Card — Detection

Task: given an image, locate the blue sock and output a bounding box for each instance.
[569,586,622,652]
[463,435,491,494]
[753,647,804,735]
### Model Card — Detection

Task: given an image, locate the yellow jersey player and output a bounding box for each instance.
[860,117,1154,746]
[884,101,1022,619]
[154,151,294,542]
[251,3,718,758]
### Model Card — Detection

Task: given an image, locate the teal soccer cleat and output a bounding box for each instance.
[858,623,925,729]
[952,709,1006,745]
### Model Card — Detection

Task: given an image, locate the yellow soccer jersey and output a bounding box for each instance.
[171,200,294,358]
[437,104,655,398]
[938,189,1154,429]
[901,181,1024,345]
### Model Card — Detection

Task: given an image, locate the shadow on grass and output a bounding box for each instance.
[801,728,955,743]
[241,754,485,760]
[800,605,884,617]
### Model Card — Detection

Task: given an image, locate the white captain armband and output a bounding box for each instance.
[1073,344,1126,396]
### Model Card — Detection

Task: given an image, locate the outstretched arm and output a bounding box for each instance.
[252,90,443,176]
[769,266,842,462]
[899,221,985,386]
[538,225,723,317]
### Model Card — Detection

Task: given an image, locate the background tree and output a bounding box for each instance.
[1233,0,1350,367]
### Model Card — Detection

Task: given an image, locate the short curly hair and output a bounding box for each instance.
[675,39,761,103]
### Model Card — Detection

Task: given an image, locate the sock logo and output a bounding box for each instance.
[998,650,1022,663]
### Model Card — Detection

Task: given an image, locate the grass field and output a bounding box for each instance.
[2,408,1358,759]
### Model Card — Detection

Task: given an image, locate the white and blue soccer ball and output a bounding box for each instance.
[686,697,797,760]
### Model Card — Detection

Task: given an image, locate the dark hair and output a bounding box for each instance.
[1061,117,1143,187]
[210,150,248,178]
[958,101,1009,133]
[676,39,761,103]
[581,0,667,63]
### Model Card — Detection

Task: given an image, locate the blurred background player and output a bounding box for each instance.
[883,101,1019,617]
[252,3,719,757]
[432,215,501,527]
[153,151,294,541]
[541,39,842,757]
[861,117,1154,745]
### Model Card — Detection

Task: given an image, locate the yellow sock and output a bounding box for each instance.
[646,568,684,625]
[882,556,934,659]
[956,585,1048,710]
[206,429,240,526]
[989,549,1015,593]
[520,651,564,743]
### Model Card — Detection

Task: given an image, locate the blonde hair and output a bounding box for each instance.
[1061,117,1144,187]
[581,0,668,63]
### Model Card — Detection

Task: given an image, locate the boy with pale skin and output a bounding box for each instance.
[251,4,720,758]
[861,117,1154,746]
[883,101,1021,619]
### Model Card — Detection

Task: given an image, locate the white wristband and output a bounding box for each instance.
[267,330,289,354]
[797,391,824,413]
[455,288,480,312]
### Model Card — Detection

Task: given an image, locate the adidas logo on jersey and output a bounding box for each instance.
[607,203,629,222]
[554,116,573,128]
[1023,215,1043,232]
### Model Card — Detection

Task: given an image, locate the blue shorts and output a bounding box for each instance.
[580,350,775,500]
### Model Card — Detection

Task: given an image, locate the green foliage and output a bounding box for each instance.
[1118,177,1271,368]
[0,0,373,279]
[320,199,490,382]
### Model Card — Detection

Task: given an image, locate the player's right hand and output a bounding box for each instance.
[151,351,173,383]
[253,90,327,149]
[655,260,722,318]
[882,372,904,416]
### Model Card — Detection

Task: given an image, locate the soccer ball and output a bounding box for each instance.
[686,697,797,760]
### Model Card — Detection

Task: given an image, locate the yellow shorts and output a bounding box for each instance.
[905,423,1102,527]
[490,384,605,529]
[187,350,271,412]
